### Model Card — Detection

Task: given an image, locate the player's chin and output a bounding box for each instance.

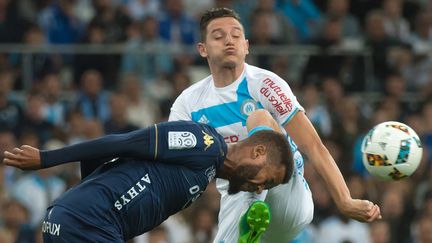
[227,184,242,195]
[221,58,240,69]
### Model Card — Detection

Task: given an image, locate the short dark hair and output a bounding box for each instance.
[199,7,242,42]
[242,130,293,183]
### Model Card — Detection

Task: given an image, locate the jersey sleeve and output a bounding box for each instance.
[40,126,155,168]
[250,74,304,126]
[153,121,227,170]
[169,92,192,121]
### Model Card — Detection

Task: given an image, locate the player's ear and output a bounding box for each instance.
[252,145,266,158]
[197,43,208,58]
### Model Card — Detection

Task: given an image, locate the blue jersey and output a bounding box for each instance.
[41,121,227,240]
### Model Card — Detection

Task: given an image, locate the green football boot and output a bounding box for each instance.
[238,200,271,243]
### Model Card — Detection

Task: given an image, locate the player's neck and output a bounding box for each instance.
[218,144,239,180]
[211,63,245,88]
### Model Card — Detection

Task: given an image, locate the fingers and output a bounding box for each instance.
[366,204,381,222]
[3,157,20,167]
[3,148,26,169]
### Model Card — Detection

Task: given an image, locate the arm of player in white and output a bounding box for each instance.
[283,111,381,222]
[246,109,282,134]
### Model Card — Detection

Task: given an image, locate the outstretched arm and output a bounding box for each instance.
[3,126,155,170]
[284,111,382,222]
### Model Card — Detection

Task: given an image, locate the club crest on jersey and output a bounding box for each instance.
[202,131,214,150]
[168,131,197,149]
[241,99,258,116]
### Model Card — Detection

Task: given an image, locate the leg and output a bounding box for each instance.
[212,179,267,243]
[42,206,123,243]
[238,201,271,243]
[261,171,314,242]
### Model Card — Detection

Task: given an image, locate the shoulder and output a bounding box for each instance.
[175,75,213,98]
[244,63,289,86]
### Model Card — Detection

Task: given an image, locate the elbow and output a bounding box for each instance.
[297,137,327,157]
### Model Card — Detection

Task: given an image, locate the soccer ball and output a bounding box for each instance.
[361,121,423,180]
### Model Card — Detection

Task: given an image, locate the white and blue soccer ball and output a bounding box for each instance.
[361,121,423,180]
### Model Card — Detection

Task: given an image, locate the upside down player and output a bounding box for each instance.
[169,8,382,243]
[3,112,293,242]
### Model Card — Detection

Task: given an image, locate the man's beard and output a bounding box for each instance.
[227,164,262,195]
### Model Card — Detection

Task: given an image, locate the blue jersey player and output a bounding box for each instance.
[4,118,293,242]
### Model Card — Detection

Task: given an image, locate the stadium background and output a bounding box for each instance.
[0,0,431,242]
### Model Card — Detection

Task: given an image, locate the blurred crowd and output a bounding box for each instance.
[0,0,432,242]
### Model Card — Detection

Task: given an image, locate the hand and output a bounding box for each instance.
[3,145,42,170]
[340,198,382,223]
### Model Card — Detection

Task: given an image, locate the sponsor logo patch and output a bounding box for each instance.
[202,131,214,150]
[260,78,293,115]
[168,131,197,149]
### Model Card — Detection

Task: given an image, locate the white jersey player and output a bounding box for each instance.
[169,7,381,243]
[170,63,314,242]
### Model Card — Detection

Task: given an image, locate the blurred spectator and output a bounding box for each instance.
[347,174,368,200]
[369,220,391,243]
[124,0,160,21]
[321,76,345,118]
[184,0,214,20]
[82,118,105,139]
[410,11,432,54]
[90,0,132,42]
[64,110,86,144]
[0,69,24,136]
[302,18,365,91]
[122,16,173,84]
[363,10,405,84]
[0,199,34,243]
[251,0,296,44]
[380,188,411,243]
[74,70,111,122]
[321,0,361,38]
[119,74,160,128]
[422,100,432,163]
[411,214,432,243]
[18,92,54,145]
[0,0,29,43]
[248,10,280,69]
[309,174,333,226]
[301,83,332,137]
[25,24,62,80]
[376,96,403,121]
[38,0,85,44]
[159,71,191,120]
[0,130,15,200]
[315,213,371,243]
[147,225,169,243]
[104,92,139,134]
[40,73,68,126]
[73,21,120,88]
[381,0,411,43]
[190,206,216,243]
[73,0,95,24]
[277,0,321,42]
[158,0,198,46]
[12,167,66,227]
[383,72,406,100]
[162,212,193,243]
[214,0,257,37]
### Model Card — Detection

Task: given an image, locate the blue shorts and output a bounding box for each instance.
[42,205,123,243]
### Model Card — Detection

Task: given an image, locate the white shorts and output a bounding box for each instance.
[213,170,313,243]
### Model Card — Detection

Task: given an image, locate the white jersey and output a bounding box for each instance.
[169,63,313,243]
